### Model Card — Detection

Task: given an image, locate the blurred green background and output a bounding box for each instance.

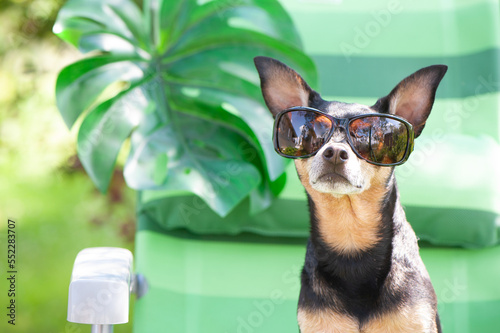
[0,0,135,332]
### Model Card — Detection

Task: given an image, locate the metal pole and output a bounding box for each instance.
[91,325,113,333]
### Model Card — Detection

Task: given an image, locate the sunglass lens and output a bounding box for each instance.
[276,110,332,157]
[349,116,409,164]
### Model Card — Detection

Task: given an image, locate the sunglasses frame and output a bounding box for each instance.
[273,106,415,166]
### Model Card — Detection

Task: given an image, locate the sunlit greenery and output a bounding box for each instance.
[0,1,134,332]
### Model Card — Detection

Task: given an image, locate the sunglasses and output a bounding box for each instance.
[273,107,415,166]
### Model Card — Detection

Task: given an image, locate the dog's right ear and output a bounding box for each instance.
[254,56,317,117]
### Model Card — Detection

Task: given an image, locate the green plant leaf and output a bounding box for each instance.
[54,0,317,216]
[124,116,262,216]
[77,87,145,192]
[53,0,147,51]
[56,55,144,128]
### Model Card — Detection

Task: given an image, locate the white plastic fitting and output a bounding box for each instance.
[67,247,133,325]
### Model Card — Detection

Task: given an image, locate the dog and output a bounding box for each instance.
[254,56,447,332]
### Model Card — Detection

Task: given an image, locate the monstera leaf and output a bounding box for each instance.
[54,0,317,217]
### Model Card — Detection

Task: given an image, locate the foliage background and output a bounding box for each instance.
[0,0,135,332]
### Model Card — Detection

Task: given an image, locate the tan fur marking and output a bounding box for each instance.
[362,304,437,333]
[298,309,359,333]
[295,160,393,254]
[298,304,437,333]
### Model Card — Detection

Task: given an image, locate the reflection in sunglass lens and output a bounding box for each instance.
[349,116,409,164]
[276,111,332,157]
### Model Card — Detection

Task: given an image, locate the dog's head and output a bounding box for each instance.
[254,57,447,196]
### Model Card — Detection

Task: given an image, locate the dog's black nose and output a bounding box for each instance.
[323,146,349,163]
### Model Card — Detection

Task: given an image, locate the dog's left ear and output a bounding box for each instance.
[372,65,447,137]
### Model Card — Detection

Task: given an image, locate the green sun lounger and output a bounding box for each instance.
[68,0,500,332]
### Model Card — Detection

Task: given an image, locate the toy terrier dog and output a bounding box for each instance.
[254,56,447,332]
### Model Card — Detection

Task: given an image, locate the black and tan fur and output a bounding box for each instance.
[254,57,447,332]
